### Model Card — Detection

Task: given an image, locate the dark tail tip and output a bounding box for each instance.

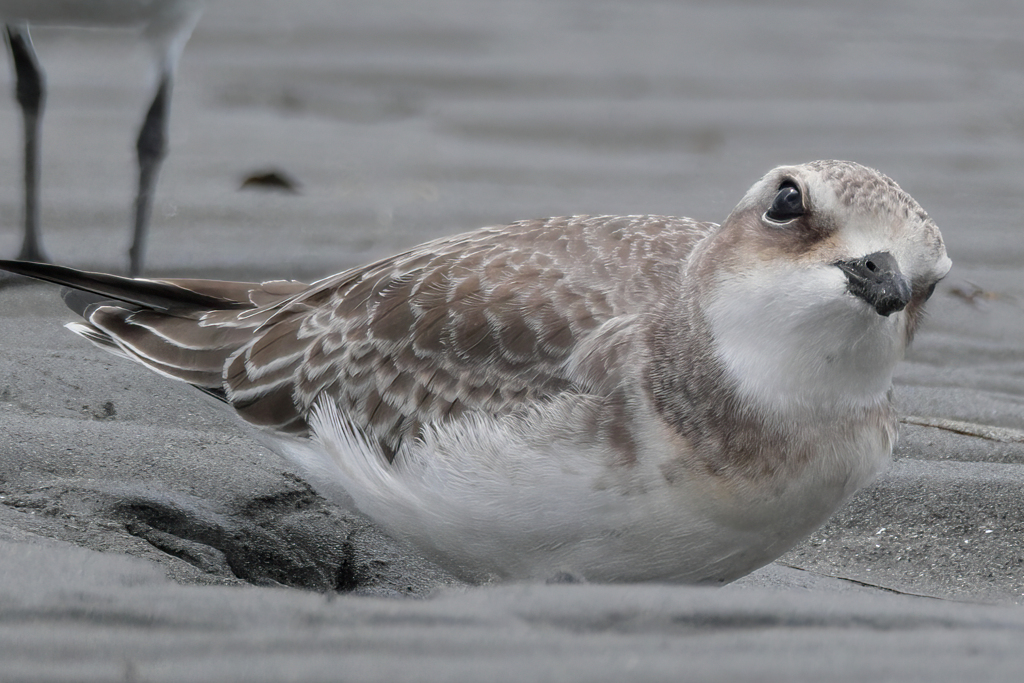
[0,259,249,313]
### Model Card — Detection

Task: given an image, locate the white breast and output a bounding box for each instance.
[269,384,891,584]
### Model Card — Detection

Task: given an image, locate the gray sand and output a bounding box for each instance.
[2,0,1024,680]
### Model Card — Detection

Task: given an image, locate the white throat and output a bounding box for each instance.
[705,264,904,415]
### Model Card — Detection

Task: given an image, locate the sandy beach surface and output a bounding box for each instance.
[2,0,1024,680]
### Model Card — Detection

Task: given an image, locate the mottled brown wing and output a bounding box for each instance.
[75,278,311,393]
[225,215,713,454]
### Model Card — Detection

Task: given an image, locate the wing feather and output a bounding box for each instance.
[229,215,710,454]
[8,215,714,458]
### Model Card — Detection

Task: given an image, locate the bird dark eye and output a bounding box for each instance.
[764,181,804,223]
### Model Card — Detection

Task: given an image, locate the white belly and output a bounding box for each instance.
[271,396,892,584]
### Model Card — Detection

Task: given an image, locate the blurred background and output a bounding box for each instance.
[0,0,1021,284]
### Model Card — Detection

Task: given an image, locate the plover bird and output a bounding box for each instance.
[0,160,951,584]
[1,0,206,274]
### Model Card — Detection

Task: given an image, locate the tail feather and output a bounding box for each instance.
[88,307,232,380]
[65,318,232,400]
[61,288,113,317]
[117,309,258,352]
[0,259,302,403]
[64,321,127,356]
[0,260,251,312]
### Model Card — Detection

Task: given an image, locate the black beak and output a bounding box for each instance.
[834,251,912,317]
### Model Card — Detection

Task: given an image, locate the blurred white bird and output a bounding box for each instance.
[0,0,206,274]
